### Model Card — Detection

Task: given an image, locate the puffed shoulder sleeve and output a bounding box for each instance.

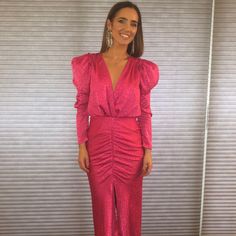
[71,53,92,96]
[71,53,92,145]
[137,59,160,150]
[139,59,159,95]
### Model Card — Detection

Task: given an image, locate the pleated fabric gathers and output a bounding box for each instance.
[87,115,144,235]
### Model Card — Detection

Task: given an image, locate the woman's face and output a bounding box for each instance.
[107,7,139,47]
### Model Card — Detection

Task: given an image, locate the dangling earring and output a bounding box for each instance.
[131,40,135,55]
[106,29,113,48]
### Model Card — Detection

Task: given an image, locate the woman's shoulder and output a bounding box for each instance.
[136,56,158,70]
[71,52,94,65]
[70,52,100,73]
[71,53,95,87]
[136,56,160,94]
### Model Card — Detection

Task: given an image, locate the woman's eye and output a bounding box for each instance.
[118,19,138,27]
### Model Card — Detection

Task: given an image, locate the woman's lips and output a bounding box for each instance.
[120,33,130,39]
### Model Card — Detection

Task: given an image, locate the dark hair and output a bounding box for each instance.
[99,1,144,57]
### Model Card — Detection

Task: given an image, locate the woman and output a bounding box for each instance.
[71,1,159,235]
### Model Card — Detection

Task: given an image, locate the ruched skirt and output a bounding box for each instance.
[86,115,144,236]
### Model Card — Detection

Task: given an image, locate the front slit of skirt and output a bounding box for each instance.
[113,184,120,236]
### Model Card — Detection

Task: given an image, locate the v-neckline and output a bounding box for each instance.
[99,53,131,93]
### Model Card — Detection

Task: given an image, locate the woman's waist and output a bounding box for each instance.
[90,115,138,121]
[89,115,140,132]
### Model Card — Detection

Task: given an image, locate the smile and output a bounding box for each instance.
[120,33,130,39]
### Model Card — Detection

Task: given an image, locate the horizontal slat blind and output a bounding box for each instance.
[3,0,234,235]
[202,0,236,235]
[141,0,212,235]
[0,1,98,235]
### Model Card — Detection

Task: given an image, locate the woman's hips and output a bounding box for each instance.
[86,115,144,158]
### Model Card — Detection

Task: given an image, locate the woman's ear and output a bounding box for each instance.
[106,19,112,31]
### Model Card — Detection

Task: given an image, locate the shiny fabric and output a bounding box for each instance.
[71,52,159,236]
[87,116,144,236]
[71,52,159,149]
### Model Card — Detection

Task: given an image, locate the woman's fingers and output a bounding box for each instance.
[85,157,90,172]
[142,162,152,176]
[78,155,90,173]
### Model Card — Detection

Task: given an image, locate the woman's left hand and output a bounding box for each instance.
[142,150,153,176]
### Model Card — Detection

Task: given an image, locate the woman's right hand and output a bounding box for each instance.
[77,144,90,173]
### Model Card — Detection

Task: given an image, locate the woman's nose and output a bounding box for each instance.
[123,23,132,32]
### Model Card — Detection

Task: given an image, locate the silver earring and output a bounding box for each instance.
[106,29,113,48]
[131,40,135,55]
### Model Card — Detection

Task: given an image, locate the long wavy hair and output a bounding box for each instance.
[99,1,144,58]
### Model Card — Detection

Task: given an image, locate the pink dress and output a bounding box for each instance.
[71,52,159,236]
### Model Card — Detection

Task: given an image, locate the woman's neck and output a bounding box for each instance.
[105,44,129,60]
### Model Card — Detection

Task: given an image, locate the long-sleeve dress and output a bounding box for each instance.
[71,52,159,236]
